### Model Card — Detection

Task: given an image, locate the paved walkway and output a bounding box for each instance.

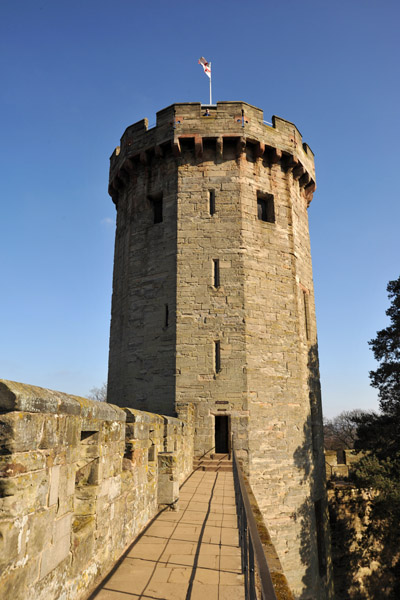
[90,470,244,600]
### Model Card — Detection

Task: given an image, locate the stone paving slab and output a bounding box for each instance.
[89,470,244,599]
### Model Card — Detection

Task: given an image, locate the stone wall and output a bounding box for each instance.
[325,450,364,481]
[328,487,381,599]
[107,127,178,416]
[0,380,194,600]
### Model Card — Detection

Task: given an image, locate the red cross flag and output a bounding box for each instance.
[198,57,211,79]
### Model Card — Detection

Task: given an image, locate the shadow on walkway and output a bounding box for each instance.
[87,470,245,600]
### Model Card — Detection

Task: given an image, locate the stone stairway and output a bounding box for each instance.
[193,453,232,472]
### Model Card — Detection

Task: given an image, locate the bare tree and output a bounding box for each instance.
[88,383,107,402]
[323,409,368,450]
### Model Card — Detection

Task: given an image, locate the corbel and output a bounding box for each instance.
[283,154,299,173]
[299,171,311,188]
[122,158,134,171]
[255,141,265,159]
[236,137,246,156]
[304,180,316,205]
[216,137,223,160]
[172,136,181,157]
[293,162,305,181]
[194,135,203,158]
[270,147,282,164]
[118,168,130,185]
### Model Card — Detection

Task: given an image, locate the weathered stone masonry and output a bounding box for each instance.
[107,101,333,598]
[0,380,194,600]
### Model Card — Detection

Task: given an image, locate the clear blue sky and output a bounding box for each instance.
[1,0,399,418]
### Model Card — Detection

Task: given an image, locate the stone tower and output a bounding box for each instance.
[107,102,332,599]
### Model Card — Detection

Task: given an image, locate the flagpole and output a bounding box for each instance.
[209,63,212,104]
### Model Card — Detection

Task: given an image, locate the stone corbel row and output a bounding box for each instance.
[109,135,316,204]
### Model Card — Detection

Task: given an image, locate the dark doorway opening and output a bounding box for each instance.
[215,415,230,453]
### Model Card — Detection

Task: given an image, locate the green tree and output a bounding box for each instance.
[369,276,400,416]
[352,276,400,596]
[355,276,400,456]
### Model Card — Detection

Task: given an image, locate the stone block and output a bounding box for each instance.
[0,380,64,414]
[56,491,74,518]
[0,517,27,572]
[78,443,100,461]
[57,463,75,506]
[98,475,121,500]
[0,451,46,477]
[53,512,72,542]
[70,521,95,578]
[158,478,179,507]
[39,533,71,580]
[64,417,80,446]
[158,452,179,508]
[39,416,61,449]
[0,559,30,600]
[48,465,60,506]
[74,485,98,516]
[0,413,45,454]
[26,507,56,556]
[0,470,49,518]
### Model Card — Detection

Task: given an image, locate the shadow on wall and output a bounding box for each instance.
[328,484,399,598]
[292,343,333,600]
[328,489,369,600]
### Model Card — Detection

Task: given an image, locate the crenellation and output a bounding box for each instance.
[109,103,316,211]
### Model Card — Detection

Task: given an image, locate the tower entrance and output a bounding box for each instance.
[215,415,230,454]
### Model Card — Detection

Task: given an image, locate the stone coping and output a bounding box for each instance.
[124,408,182,427]
[0,379,124,421]
[0,380,188,427]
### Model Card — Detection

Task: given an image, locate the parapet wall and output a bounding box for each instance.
[0,380,194,600]
[108,101,316,207]
[325,450,364,481]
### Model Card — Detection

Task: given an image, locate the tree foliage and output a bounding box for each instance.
[350,276,400,596]
[355,275,400,455]
[368,276,400,416]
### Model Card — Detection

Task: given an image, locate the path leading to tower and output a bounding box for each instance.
[89,469,245,600]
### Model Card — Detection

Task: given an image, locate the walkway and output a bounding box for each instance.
[89,469,245,600]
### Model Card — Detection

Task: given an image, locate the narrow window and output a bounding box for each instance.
[257,192,275,223]
[148,443,155,462]
[209,189,216,215]
[213,259,220,288]
[214,341,221,374]
[314,500,327,577]
[149,193,163,224]
[303,291,310,340]
[165,304,169,327]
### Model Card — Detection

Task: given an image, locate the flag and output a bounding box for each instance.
[198,57,211,79]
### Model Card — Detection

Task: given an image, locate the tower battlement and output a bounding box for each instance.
[109,101,316,206]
